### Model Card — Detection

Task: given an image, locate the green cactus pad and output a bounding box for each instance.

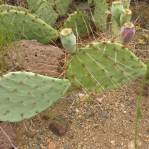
[122,0,130,9]
[64,11,90,37]
[0,9,58,44]
[27,0,58,25]
[111,1,124,26]
[35,2,58,25]
[0,71,70,122]
[92,0,109,31]
[54,0,72,16]
[120,9,132,26]
[0,4,29,12]
[27,0,72,25]
[67,41,146,92]
[27,0,43,12]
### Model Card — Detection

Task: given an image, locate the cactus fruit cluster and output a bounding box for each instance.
[67,41,146,91]
[0,71,70,122]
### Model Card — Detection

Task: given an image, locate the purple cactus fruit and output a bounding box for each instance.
[120,22,135,44]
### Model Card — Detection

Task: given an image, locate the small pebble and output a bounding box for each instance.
[49,116,70,136]
[110,140,115,145]
[100,110,109,119]
[48,139,56,149]
[84,110,94,119]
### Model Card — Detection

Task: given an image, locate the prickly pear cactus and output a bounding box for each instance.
[35,2,58,25]
[92,0,109,31]
[27,0,43,12]
[64,11,90,37]
[67,41,146,92]
[27,0,72,25]
[54,0,72,16]
[0,71,70,122]
[0,9,58,44]
[26,0,58,25]
[111,1,124,26]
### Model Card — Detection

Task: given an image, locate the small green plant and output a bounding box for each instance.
[143,60,149,96]
[0,28,14,74]
[0,28,14,48]
[134,61,149,149]
[134,96,142,149]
